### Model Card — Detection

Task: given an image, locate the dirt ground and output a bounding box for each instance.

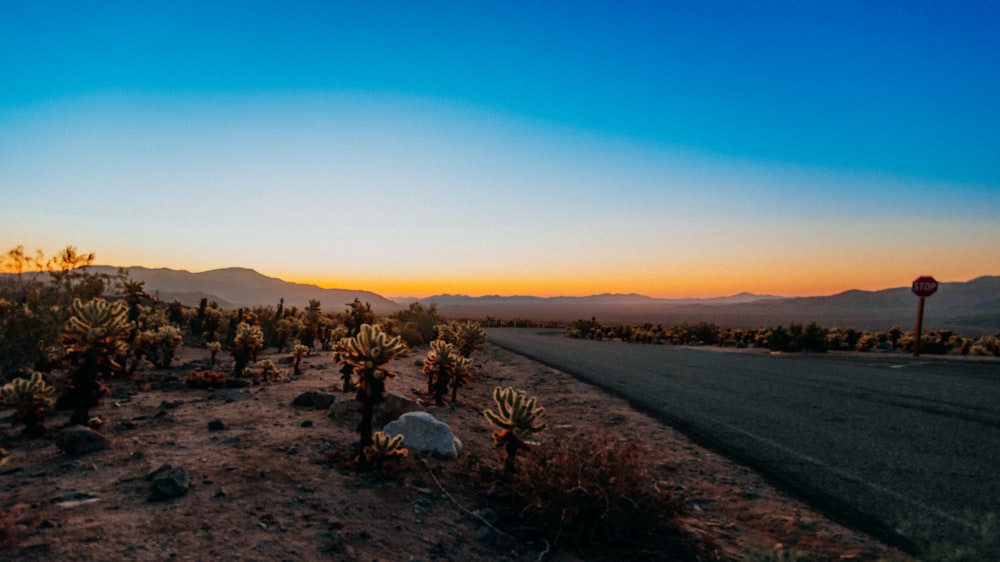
[1,342,909,561]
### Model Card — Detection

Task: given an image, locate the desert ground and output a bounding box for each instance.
[1,342,908,561]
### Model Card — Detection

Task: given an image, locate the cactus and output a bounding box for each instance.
[257,358,283,382]
[59,298,133,425]
[334,323,407,466]
[1,371,56,436]
[422,340,472,405]
[0,447,9,467]
[291,343,309,376]
[207,341,222,368]
[362,431,408,469]
[453,320,487,358]
[484,387,547,472]
[231,322,264,377]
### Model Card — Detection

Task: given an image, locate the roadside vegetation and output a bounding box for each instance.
[566,318,1000,356]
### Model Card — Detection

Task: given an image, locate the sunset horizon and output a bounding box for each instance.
[3,3,997,305]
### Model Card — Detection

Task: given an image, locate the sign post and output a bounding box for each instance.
[911,276,939,357]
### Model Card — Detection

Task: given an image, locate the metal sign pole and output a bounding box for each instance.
[914,295,925,357]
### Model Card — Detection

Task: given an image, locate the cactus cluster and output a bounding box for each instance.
[452,320,487,358]
[363,431,408,469]
[1,371,55,436]
[422,339,472,405]
[257,358,283,382]
[484,386,547,472]
[291,343,309,375]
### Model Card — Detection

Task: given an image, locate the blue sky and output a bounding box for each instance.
[2,1,998,297]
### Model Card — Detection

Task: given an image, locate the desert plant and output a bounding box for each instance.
[446,320,487,358]
[291,343,309,376]
[362,431,408,469]
[184,370,227,389]
[334,323,407,466]
[133,324,183,372]
[1,371,56,436]
[207,341,222,368]
[257,358,283,382]
[231,322,264,377]
[422,339,472,405]
[494,431,686,556]
[391,301,446,346]
[484,386,546,472]
[58,298,133,425]
[0,447,9,467]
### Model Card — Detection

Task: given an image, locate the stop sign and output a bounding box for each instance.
[912,276,939,297]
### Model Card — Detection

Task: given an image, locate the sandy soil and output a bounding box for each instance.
[1,342,909,561]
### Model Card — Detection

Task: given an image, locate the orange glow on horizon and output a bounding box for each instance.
[282,269,958,300]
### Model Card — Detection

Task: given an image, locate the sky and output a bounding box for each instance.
[1,1,998,298]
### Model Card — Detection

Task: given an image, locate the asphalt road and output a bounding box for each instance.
[485,327,1000,549]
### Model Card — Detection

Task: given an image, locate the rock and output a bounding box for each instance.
[292,391,336,410]
[382,412,462,459]
[149,466,189,501]
[207,419,226,432]
[159,400,183,410]
[328,391,423,428]
[55,426,109,456]
[212,389,243,403]
[226,379,250,389]
[300,420,313,428]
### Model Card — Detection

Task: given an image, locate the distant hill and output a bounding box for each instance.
[91,266,402,315]
[399,278,999,336]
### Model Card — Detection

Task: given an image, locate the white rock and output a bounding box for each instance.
[382,412,462,459]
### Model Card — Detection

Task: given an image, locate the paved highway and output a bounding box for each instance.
[485,328,1000,548]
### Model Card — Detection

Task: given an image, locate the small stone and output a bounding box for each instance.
[207,419,226,432]
[292,391,336,410]
[149,466,189,501]
[300,420,313,428]
[159,400,182,410]
[54,426,109,456]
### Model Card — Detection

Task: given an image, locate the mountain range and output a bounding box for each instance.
[80,267,1000,336]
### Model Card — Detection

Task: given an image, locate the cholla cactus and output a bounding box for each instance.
[453,320,487,358]
[232,322,264,377]
[422,339,472,405]
[334,323,407,464]
[1,372,56,436]
[484,387,547,472]
[257,358,283,382]
[207,341,222,368]
[60,298,133,425]
[363,431,408,469]
[291,343,309,376]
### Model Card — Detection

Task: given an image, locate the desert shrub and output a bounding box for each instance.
[340,298,376,337]
[184,370,227,389]
[0,245,107,376]
[1,371,56,436]
[486,431,687,558]
[391,302,447,347]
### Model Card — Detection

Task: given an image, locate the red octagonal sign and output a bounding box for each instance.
[912,276,939,297]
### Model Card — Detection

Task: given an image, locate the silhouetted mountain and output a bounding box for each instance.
[397,278,999,336]
[91,266,401,315]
